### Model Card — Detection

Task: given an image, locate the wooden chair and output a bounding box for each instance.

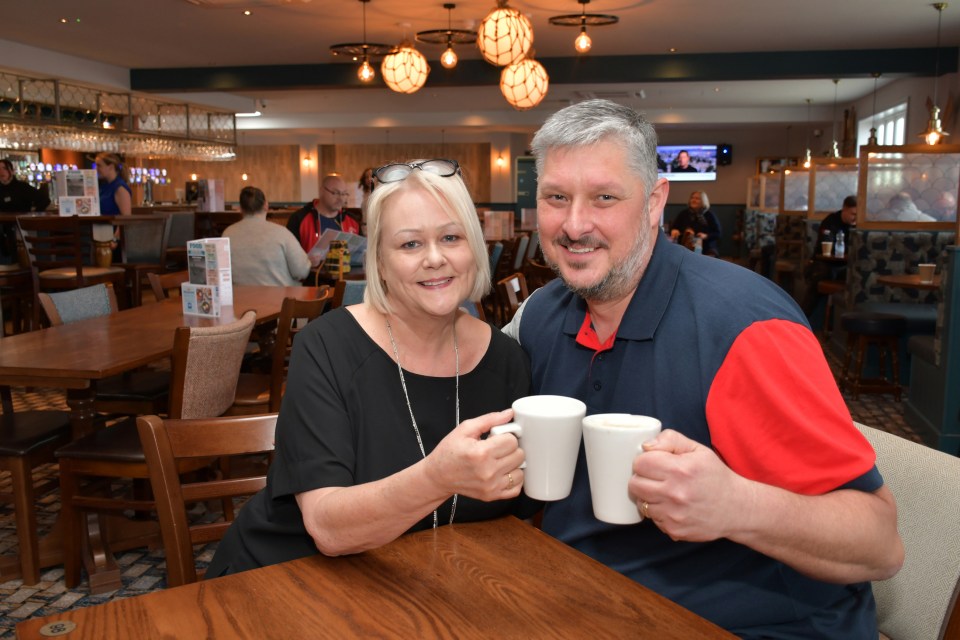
[147,270,189,301]
[523,259,557,292]
[56,310,257,592]
[330,279,367,309]
[854,422,960,640]
[17,215,127,327]
[0,261,34,335]
[116,216,171,306]
[136,413,277,587]
[37,283,169,417]
[230,290,333,415]
[163,211,195,270]
[0,383,71,586]
[496,272,530,325]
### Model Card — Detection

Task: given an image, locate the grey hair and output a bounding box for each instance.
[692,190,710,210]
[530,99,659,200]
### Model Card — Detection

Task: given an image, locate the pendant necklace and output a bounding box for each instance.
[385,316,459,528]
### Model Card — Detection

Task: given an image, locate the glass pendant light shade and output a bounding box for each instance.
[440,45,458,69]
[381,43,430,94]
[574,28,592,53]
[478,2,533,67]
[358,57,376,82]
[920,4,950,145]
[500,57,549,110]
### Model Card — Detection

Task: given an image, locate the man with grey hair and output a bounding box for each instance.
[505,99,902,637]
[286,173,359,259]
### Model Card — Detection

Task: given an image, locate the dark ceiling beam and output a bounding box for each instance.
[131,48,957,93]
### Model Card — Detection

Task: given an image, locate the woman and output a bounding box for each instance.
[94,152,131,216]
[208,159,534,575]
[669,190,721,256]
[354,166,375,209]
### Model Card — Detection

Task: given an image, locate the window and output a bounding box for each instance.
[858,101,907,148]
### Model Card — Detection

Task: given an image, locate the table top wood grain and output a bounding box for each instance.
[875,273,942,291]
[16,517,733,640]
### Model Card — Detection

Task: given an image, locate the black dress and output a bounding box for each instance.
[208,308,535,575]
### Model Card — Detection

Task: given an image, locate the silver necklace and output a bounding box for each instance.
[385,316,459,528]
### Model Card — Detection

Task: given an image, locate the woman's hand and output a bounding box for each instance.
[424,409,525,502]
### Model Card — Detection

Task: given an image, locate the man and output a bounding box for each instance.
[0,158,50,263]
[223,186,311,286]
[673,149,699,172]
[801,195,857,316]
[505,100,902,637]
[286,174,359,259]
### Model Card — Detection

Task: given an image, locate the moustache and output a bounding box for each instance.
[556,234,608,251]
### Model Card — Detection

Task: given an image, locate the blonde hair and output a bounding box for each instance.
[363,168,489,314]
[94,152,128,182]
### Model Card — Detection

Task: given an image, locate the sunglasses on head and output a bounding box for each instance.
[374,159,461,184]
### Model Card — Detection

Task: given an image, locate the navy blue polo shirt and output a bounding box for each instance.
[516,234,881,638]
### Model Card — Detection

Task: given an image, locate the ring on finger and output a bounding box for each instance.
[507,472,515,490]
[640,501,650,519]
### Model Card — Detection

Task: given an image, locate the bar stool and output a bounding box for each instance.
[839,311,907,401]
[816,279,845,336]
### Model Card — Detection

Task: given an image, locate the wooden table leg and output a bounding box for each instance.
[65,385,97,439]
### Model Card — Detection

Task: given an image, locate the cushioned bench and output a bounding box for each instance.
[856,302,938,335]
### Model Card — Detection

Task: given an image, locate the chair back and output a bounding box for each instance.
[488,242,503,279]
[331,279,367,309]
[854,422,960,640]
[16,216,86,286]
[525,231,541,263]
[147,270,189,301]
[136,413,277,586]
[169,310,256,419]
[523,259,557,291]
[121,216,171,264]
[38,283,118,326]
[496,272,529,324]
[269,291,333,412]
[512,235,530,271]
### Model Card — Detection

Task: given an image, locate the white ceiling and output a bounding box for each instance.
[3,0,959,140]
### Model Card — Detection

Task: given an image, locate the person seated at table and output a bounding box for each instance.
[222,186,311,286]
[354,166,376,209]
[669,190,720,256]
[286,174,360,259]
[801,194,857,316]
[207,158,536,576]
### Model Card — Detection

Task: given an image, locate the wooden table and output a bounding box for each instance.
[16,517,734,640]
[876,273,942,291]
[0,285,324,584]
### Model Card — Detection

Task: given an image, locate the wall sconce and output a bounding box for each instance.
[303,154,314,168]
[190,173,198,181]
[241,173,249,181]
[496,155,506,168]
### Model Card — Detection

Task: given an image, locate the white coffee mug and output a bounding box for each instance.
[583,414,662,525]
[490,395,586,501]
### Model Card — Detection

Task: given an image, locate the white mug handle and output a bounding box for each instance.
[490,422,526,469]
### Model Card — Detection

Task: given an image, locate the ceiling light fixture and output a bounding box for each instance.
[382,38,431,94]
[548,0,618,54]
[500,52,549,110]
[920,2,950,145]
[868,72,881,145]
[329,0,395,84]
[803,98,812,168]
[829,78,841,159]
[477,0,533,67]
[416,3,476,70]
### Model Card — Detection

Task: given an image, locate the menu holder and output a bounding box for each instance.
[180,283,221,317]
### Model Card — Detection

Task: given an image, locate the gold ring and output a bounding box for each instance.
[640,501,650,519]
[507,472,515,490]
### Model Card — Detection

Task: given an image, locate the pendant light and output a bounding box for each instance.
[829,79,841,159]
[919,3,950,145]
[416,4,476,70]
[867,72,881,146]
[500,52,549,110]
[803,98,812,168]
[330,0,395,84]
[382,39,431,94]
[548,0,618,54]
[477,0,533,67]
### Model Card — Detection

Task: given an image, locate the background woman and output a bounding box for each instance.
[354,166,375,209]
[208,159,534,575]
[670,190,721,256]
[94,152,131,216]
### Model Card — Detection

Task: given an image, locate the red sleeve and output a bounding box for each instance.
[343,216,360,235]
[705,319,876,495]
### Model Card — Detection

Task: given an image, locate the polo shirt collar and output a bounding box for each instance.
[560,232,683,342]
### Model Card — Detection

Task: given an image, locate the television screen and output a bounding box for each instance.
[656,145,717,182]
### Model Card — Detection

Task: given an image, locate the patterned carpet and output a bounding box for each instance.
[0,343,926,638]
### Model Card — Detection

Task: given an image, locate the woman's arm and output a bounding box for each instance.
[296,411,523,556]
[115,185,132,215]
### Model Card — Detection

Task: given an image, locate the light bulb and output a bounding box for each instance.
[358,59,375,83]
[440,46,458,69]
[926,130,941,146]
[802,148,812,169]
[574,28,592,53]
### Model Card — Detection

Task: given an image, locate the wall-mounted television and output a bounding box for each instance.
[657,144,717,182]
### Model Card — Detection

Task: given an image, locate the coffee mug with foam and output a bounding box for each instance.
[583,414,662,524]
